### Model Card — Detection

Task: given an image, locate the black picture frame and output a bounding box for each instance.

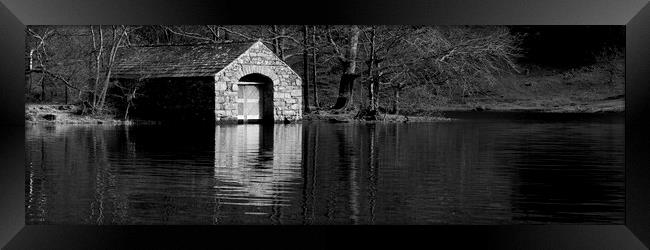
[1,0,649,249]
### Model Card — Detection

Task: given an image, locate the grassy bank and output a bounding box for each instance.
[303,111,452,123]
[306,60,624,122]
[25,104,131,125]
[422,98,623,113]
[397,60,624,115]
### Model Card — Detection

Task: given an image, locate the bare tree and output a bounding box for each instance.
[26,27,88,104]
[399,26,521,106]
[312,25,320,108]
[26,27,54,102]
[271,25,285,58]
[355,26,416,115]
[90,25,135,114]
[356,26,520,115]
[303,25,311,113]
[112,80,142,120]
[366,26,379,112]
[330,25,361,110]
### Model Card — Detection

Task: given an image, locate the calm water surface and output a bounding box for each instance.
[25,113,624,225]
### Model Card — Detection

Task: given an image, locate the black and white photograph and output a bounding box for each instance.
[24,25,625,225]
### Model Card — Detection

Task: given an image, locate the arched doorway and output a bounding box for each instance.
[237,73,273,122]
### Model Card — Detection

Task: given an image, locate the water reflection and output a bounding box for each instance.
[213,125,302,215]
[301,122,517,224]
[25,114,625,225]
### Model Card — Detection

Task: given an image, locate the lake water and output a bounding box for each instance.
[25,113,625,225]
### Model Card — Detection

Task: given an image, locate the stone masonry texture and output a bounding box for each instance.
[213,41,302,123]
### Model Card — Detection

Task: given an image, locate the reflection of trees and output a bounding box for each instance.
[301,122,313,224]
[304,122,513,224]
[303,123,369,224]
[25,125,125,224]
[367,124,379,223]
[337,125,361,224]
[25,128,48,224]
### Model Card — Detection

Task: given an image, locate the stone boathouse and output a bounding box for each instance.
[111,40,303,123]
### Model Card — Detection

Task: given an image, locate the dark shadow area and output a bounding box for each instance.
[510,26,625,69]
[110,77,215,124]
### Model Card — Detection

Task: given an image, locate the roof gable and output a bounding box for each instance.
[252,41,302,79]
[214,40,302,80]
[111,41,256,79]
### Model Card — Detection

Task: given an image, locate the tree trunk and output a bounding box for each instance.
[302,25,311,113]
[224,27,230,40]
[41,78,46,102]
[27,50,34,98]
[332,73,358,109]
[97,26,128,113]
[92,25,104,110]
[272,25,281,54]
[124,86,137,120]
[124,101,131,120]
[312,25,320,108]
[367,69,375,109]
[372,71,379,110]
[279,27,285,60]
[367,27,378,111]
[331,25,360,110]
[393,86,400,115]
[97,58,114,112]
[27,73,32,98]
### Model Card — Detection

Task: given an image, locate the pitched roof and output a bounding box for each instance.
[111,41,256,79]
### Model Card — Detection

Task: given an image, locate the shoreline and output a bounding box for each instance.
[404,98,625,115]
[26,100,624,126]
[25,104,132,125]
[422,106,624,114]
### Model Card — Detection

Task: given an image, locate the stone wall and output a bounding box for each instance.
[213,41,303,122]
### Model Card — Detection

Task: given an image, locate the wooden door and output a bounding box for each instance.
[236,83,261,120]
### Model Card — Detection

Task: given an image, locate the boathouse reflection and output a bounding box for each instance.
[213,124,303,212]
